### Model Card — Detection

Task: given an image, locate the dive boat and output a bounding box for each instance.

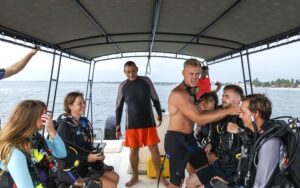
[1,1,300,187]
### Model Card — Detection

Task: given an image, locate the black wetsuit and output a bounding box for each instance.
[0,68,5,79]
[56,115,103,185]
[116,76,162,129]
[196,115,244,188]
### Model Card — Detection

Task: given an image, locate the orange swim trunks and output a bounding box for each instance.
[124,127,160,148]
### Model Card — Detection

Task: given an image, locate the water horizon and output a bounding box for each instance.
[1,81,299,130]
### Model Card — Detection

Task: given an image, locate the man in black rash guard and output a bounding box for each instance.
[115,61,169,187]
[165,58,240,188]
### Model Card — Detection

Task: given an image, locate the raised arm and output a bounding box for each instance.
[214,81,223,93]
[3,48,38,78]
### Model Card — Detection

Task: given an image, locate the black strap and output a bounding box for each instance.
[17,148,43,187]
[183,82,200,105]
[157,155,167,188]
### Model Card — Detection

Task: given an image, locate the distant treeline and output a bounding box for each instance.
[252,78,300,88]
[97,81,178,85]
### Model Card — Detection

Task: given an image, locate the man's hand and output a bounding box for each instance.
[30,46,39,56]
[227,122,239,134]
[204,143,212,154]
[226,106,240,116]
[156,116,162,127]
[115,125,121,139]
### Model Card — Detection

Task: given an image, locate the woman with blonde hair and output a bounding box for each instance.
[56,91,119,188]
[0,100,66,188]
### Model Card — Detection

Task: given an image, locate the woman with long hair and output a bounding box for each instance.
[0,100,66,188]
[56,91,119,188]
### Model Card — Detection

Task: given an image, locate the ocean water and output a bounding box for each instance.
[0,81,300,130]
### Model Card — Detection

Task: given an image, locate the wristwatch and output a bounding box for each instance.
[115,125,121,132]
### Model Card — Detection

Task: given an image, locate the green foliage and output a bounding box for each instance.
[252,78,300,88]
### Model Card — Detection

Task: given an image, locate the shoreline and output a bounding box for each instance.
[1,81,300,89]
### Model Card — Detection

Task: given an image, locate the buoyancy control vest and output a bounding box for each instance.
[0,133,57,188]
[214,116,244,164]
[55,115,104,186]
[235,119,297,187]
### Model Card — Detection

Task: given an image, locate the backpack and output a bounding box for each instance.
[253,118,300,187]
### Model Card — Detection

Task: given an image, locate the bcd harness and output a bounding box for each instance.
[0,132,57,188]
[55,115,105,187]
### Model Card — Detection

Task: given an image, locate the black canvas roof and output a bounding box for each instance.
[1,0,300,61]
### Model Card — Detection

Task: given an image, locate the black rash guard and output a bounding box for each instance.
[0,68,5,79]
[116,76,162,129]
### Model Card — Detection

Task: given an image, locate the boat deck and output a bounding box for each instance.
[101,140,187,188]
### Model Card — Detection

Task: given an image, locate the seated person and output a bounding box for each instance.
[186,85,244,188]
[186,92,219,174]
[217,94,291,188]
[56,91,119,188]
[0,100,66,188]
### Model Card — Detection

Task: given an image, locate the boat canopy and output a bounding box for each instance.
[1,0,300,62]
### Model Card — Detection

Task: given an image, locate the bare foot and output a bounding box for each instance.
[159,177,169,187]
[125,176,139,187]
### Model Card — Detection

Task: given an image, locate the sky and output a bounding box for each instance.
[1,40,300,83]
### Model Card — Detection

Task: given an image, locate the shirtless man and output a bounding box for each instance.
[164,58,240,188]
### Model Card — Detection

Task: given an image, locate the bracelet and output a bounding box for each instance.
[115,125,121,132]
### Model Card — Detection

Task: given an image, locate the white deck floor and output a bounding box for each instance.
[100,140,188,188]
[98,114,189,187]
[106,147,168,187]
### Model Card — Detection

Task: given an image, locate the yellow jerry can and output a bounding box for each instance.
[146,155,170,178]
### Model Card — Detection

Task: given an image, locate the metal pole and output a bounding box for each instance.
[240,52,247,95]
[46,49,56,106]
[246,50,253,94]
[51,51,63,114]
[85,61,92,100]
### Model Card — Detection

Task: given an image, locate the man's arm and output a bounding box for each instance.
[170,90,239,125]
[115,83,125,138]
[115,83,125,126]
[144,77,163,119]
[214,81,222,93]
[3,48,38,78]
